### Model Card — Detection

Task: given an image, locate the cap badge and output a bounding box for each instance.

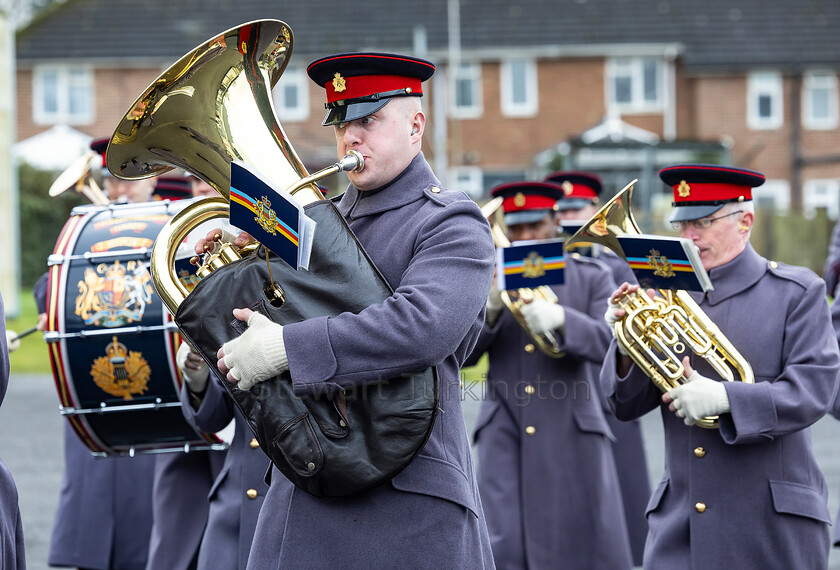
[332,73,346,93]
[514,192,526,207]
[561,181,574,196]
[678,180,691,198]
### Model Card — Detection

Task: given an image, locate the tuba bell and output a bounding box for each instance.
[481,197,565,358]
[48,150,110,205]
[565,180,754,428]
[104,19,438,497]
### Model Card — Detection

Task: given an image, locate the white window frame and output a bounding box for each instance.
[449,166,484,199]
[747,71,784,130]
[605,57,663,114]
[449,62,483,119]
[752,179,791,214]
[803,179,840,220]
[32,64,94,125]
[272,67,309,122]
[802,70,839,130]
[501,59,538,117]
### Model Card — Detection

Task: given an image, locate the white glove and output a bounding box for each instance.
[604,298,628,355]
[176,342,210,393]
[486,282,505,325]
[221,312,288,391]
[668,371,730,426]
[520,299,565,336]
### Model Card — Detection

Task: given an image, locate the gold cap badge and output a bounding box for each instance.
[514,192,526,207]
[562,181,574,196]
[677,180,691,198]
[332,73,346,93]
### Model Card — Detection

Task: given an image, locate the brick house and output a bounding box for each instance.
[14,0,840,218]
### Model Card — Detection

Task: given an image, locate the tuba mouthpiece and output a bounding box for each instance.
[339,150,365,173]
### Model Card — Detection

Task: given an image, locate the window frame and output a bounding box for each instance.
[272,67,310,122]
[747,71,784,130]
[449,62,483,119]
[802,70,839,131]
[605,57,664,114]
[32,64,95,126]
[448,166,484,199]
[500,58,538,118]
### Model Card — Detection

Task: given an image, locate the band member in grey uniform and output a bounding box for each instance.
[48,139,157,570]
[207,52,496,568]
[547,170,650,566]
[603,164,840,569]
[0,293,26,569]
[467,180,632,569]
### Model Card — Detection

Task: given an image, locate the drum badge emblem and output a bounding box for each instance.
[254,196,278,235]
[522,251,546,278]
[76,260,154,327]
[648,249,675,278]
[90,336,150,400]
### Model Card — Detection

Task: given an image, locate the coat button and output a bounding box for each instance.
[525,385,535,394]
[769,261,778,269]
[307,462,316,471]
[246,489,258,500]
[249,438,259,449]
[339,419,347,428]
[695,502,706,513]
[525,426,536,436]
[430,186,440,193]
[524,344,535,353]
[694,447,706,458]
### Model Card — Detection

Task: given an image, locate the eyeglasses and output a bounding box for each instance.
[670,210,743,231]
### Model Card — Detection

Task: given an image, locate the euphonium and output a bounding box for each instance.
[48,150,109,205]
[481,197,565,358]
[565,180,754,428]
[103,19,438,497]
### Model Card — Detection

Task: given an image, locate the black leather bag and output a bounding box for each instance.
[175,200,439,497]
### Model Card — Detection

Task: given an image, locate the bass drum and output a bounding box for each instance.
[45,200,226,457]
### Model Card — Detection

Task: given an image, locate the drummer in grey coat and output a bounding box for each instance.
[178,345,270,570]
[210,52,496,568]
[467,181,633,570]
[0,293,26,569]
[603,164,840,569]
[549,170,650,566]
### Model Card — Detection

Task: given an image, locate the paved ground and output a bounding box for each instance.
[2,373,840,569]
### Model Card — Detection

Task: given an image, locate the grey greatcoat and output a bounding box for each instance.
[601,244,840,569]
[467,255,633,570]
[179,377,271,570]
[828,296,840,547]
[146,449,226,570]
[0,294,25,570]
[244,153,496,569]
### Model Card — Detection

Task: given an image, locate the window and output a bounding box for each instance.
[450,62,482,119]
[33,65,94,125]
[747,71,783,130]
[803,179,840,219]
[752,179,791,213]
[606,57,662,113]
[449,167,484,199]
[803,71,838,130]
[272,67,309,122]
[501,59,538,117]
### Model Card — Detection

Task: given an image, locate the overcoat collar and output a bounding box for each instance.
[702,243,766,306]
[336,153,439,219]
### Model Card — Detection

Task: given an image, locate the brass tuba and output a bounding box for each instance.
[48,150,110,205]
[481,197,565,358]
[565,180,754,428]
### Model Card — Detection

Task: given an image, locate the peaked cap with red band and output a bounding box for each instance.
[90,137,113,177]
[491,181,564,226]
[152,176,191,201]
[544,170,603,211]
[307,52,435,126]
[660,163,765,223]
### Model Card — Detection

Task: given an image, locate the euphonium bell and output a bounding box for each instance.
[481,197,565,358]
[565,180,754,428]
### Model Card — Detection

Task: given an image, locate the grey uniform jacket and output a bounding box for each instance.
[180,376,271,570]
[601,244,840,569]
[0,294,25,570]
[244,153,496,569]
[467,255,633,570]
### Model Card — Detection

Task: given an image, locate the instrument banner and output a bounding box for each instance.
[497,238,565,290]
[229,161,316,270]
[618,234,713,292]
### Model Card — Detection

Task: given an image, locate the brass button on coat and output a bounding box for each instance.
[246,489,258,500]
[249,438,259,449]
[430,186,441,193]
[525,385,535,395]
[525,426,536,435]
[694,447,706,458]
[524,344,535,353]
[695,502,706,513]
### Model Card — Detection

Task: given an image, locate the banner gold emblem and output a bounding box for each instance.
[648,248,675,278]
